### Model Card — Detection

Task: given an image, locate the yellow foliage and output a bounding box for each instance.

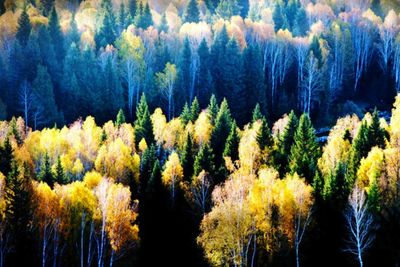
[357,147,384,191]
[138,138,148,153]
[162,152,183,190]
[194,111,212,146]
[83,171,103,189]
[151,108,167,146]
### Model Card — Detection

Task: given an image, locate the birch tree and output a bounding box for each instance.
[378,10,399,74]
[156,63,177,120]
[344,186,375,267]
[300,52,322,114]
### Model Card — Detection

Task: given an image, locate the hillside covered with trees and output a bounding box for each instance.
[1,0,400,266]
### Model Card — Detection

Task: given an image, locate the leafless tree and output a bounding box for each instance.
[344,186,375,267]
[300,53,322,115]
[18,80,34,128]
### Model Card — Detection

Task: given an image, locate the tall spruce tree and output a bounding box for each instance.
[197,39,213,107]
[49,7,65,63]
[116,109,126,126]
[223,120,239,162]
[207,95,219,124]
[184,0,200,23]
[210,26,229,101]
[0,137,13,176]
[16,8,32,47]
[194,144,215,177]
[180,103,191,125]
[135,94,154,146]
[38,153,54,187]
[137,2,153,29]
[289,113,320,183]
[257,117,273,152]
[190,97,200,121]
[181,133,194,180]
[54,156,67,184]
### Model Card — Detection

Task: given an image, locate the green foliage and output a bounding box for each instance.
[180,103,191,125]
[136,2,153,29]
[49,7,65,62]
[135,94,154,146]
[158,13,169,33]
[256,117,273,152]
[38,153,54,187]
[0,137,13,176]
[289,113,319,183]
[194,144,215,177]
[197,39,213,107]
[55,156,67,185]
[190,98,200,122]
[181,133,194,180]
[116,109,126,126]
[367,178,381,213]
[16,8,31,47]
[252,104,263,123]
[223,120,239,162]
[207,95,219,125]
[184,0,200,23]
[96,0,117,47]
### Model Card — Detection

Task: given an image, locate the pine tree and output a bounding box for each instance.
[224,38,245,125]
[137,2,153,29]
[32,64,60,126]
[140,145,157,192]
[197,39,213,107]
[368,108,387,149]
[367,178,380,212]
[0,137,13,176]
[184,0,200,23]
[181,133,194,181]
[49,7,65,63]
[158,12,169,33]
[257,117,273,152]
[135,94,154,147]
[252,104,263,123]
[128,0,138,20]
[54,156,66,184]
[211,26,229,101]
[371,0,383,18]
[310,36,323,66]
[194,144,215,177]
[16,8,32,47]
[244,45,266,120]
[277,111,299,173]
[147,160,162,195]
[180,103,191,125]
[190,97,200,121]
[96,0,117,47]
[116,109,126,126]
[178,38,192,105]
[289,113,319,183]
[211,99,233,174]
[223,120,239,162]
[40,0,55,16]
[118,3,128,33]
[207,95,219,124]
[293,6,308,36]
[38,153,54,188]
[273,2,288,32]
[67,14,80,45]
[238,0,249,18]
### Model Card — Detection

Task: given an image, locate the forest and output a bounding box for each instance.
[1,0,400,266]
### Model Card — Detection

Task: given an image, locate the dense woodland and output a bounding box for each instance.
[1,0,400,266]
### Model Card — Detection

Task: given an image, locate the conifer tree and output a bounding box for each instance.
[190,97,200,121]
[257,117,273,152]
[207,95,219,124]
[178,38,192,105]
[137,2,153,29]
[181,133,194,181]
[180,103,191,125]
[252,104,263,123]
[16,8,32,47]
[223,120,239,162]
[141,145,157,192]
[38,153,54,187]
[368,109,387,149]
[128,0,138,21]
[194,144,215,177]
[289,113,319,183]
[40,0,55,16]
[293,6,308,36]
[135,94,154,146]
[54,156,66,185]
[158,13,169,33]
[116,109,126,126]
[118,3,128,33]
[273,2,288,31]
[197,39,213,107]
[0,137,13,176]
[147,159,162,195]
[96,0,117,47]
[211,26,229,100]
[184,0,200,23]
[49,7,65,63]
[238,0,249,18]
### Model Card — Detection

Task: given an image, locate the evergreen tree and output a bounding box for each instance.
[32,64,60,126]
[67,14,80,45]
[244,44,266,119]
[310,36,323,66]
[207,95,219,124]
[118,3,128,33]
[180,103,191,125]
[147,160,162,195]
[289,113,319,184]
[16,8,32,47]
[140,145,157,192]
[257,117,273,152]
[238,0,249,18]
[252,104,263,123]
[223,120,239,162]
[40,0,55,16]
[215,0,241,19]
[293,6,308,36]
[367,178,381,212]
[273,2,288,32]
[135,94,154,146]
[181,133,194,180]
[38,153,54,187]
[190,97,200,121]
[178,38,192,105]
[368,108,387,149]
[184,0,200,23]
[371,0,383,18]
[158,12,169,33]
[194,144,215,177]
[210,26,229,101]
[49,7,65,63]
[96,0,117,47]
[0,137,13,176]
[128,0,138,20]
[211,99,233,176]
[116,109,126,126]
[54,156,66,184]
[0,0,5,15]
[224,38,245,125]
[136,2,153,29]
[197,39,213,107]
